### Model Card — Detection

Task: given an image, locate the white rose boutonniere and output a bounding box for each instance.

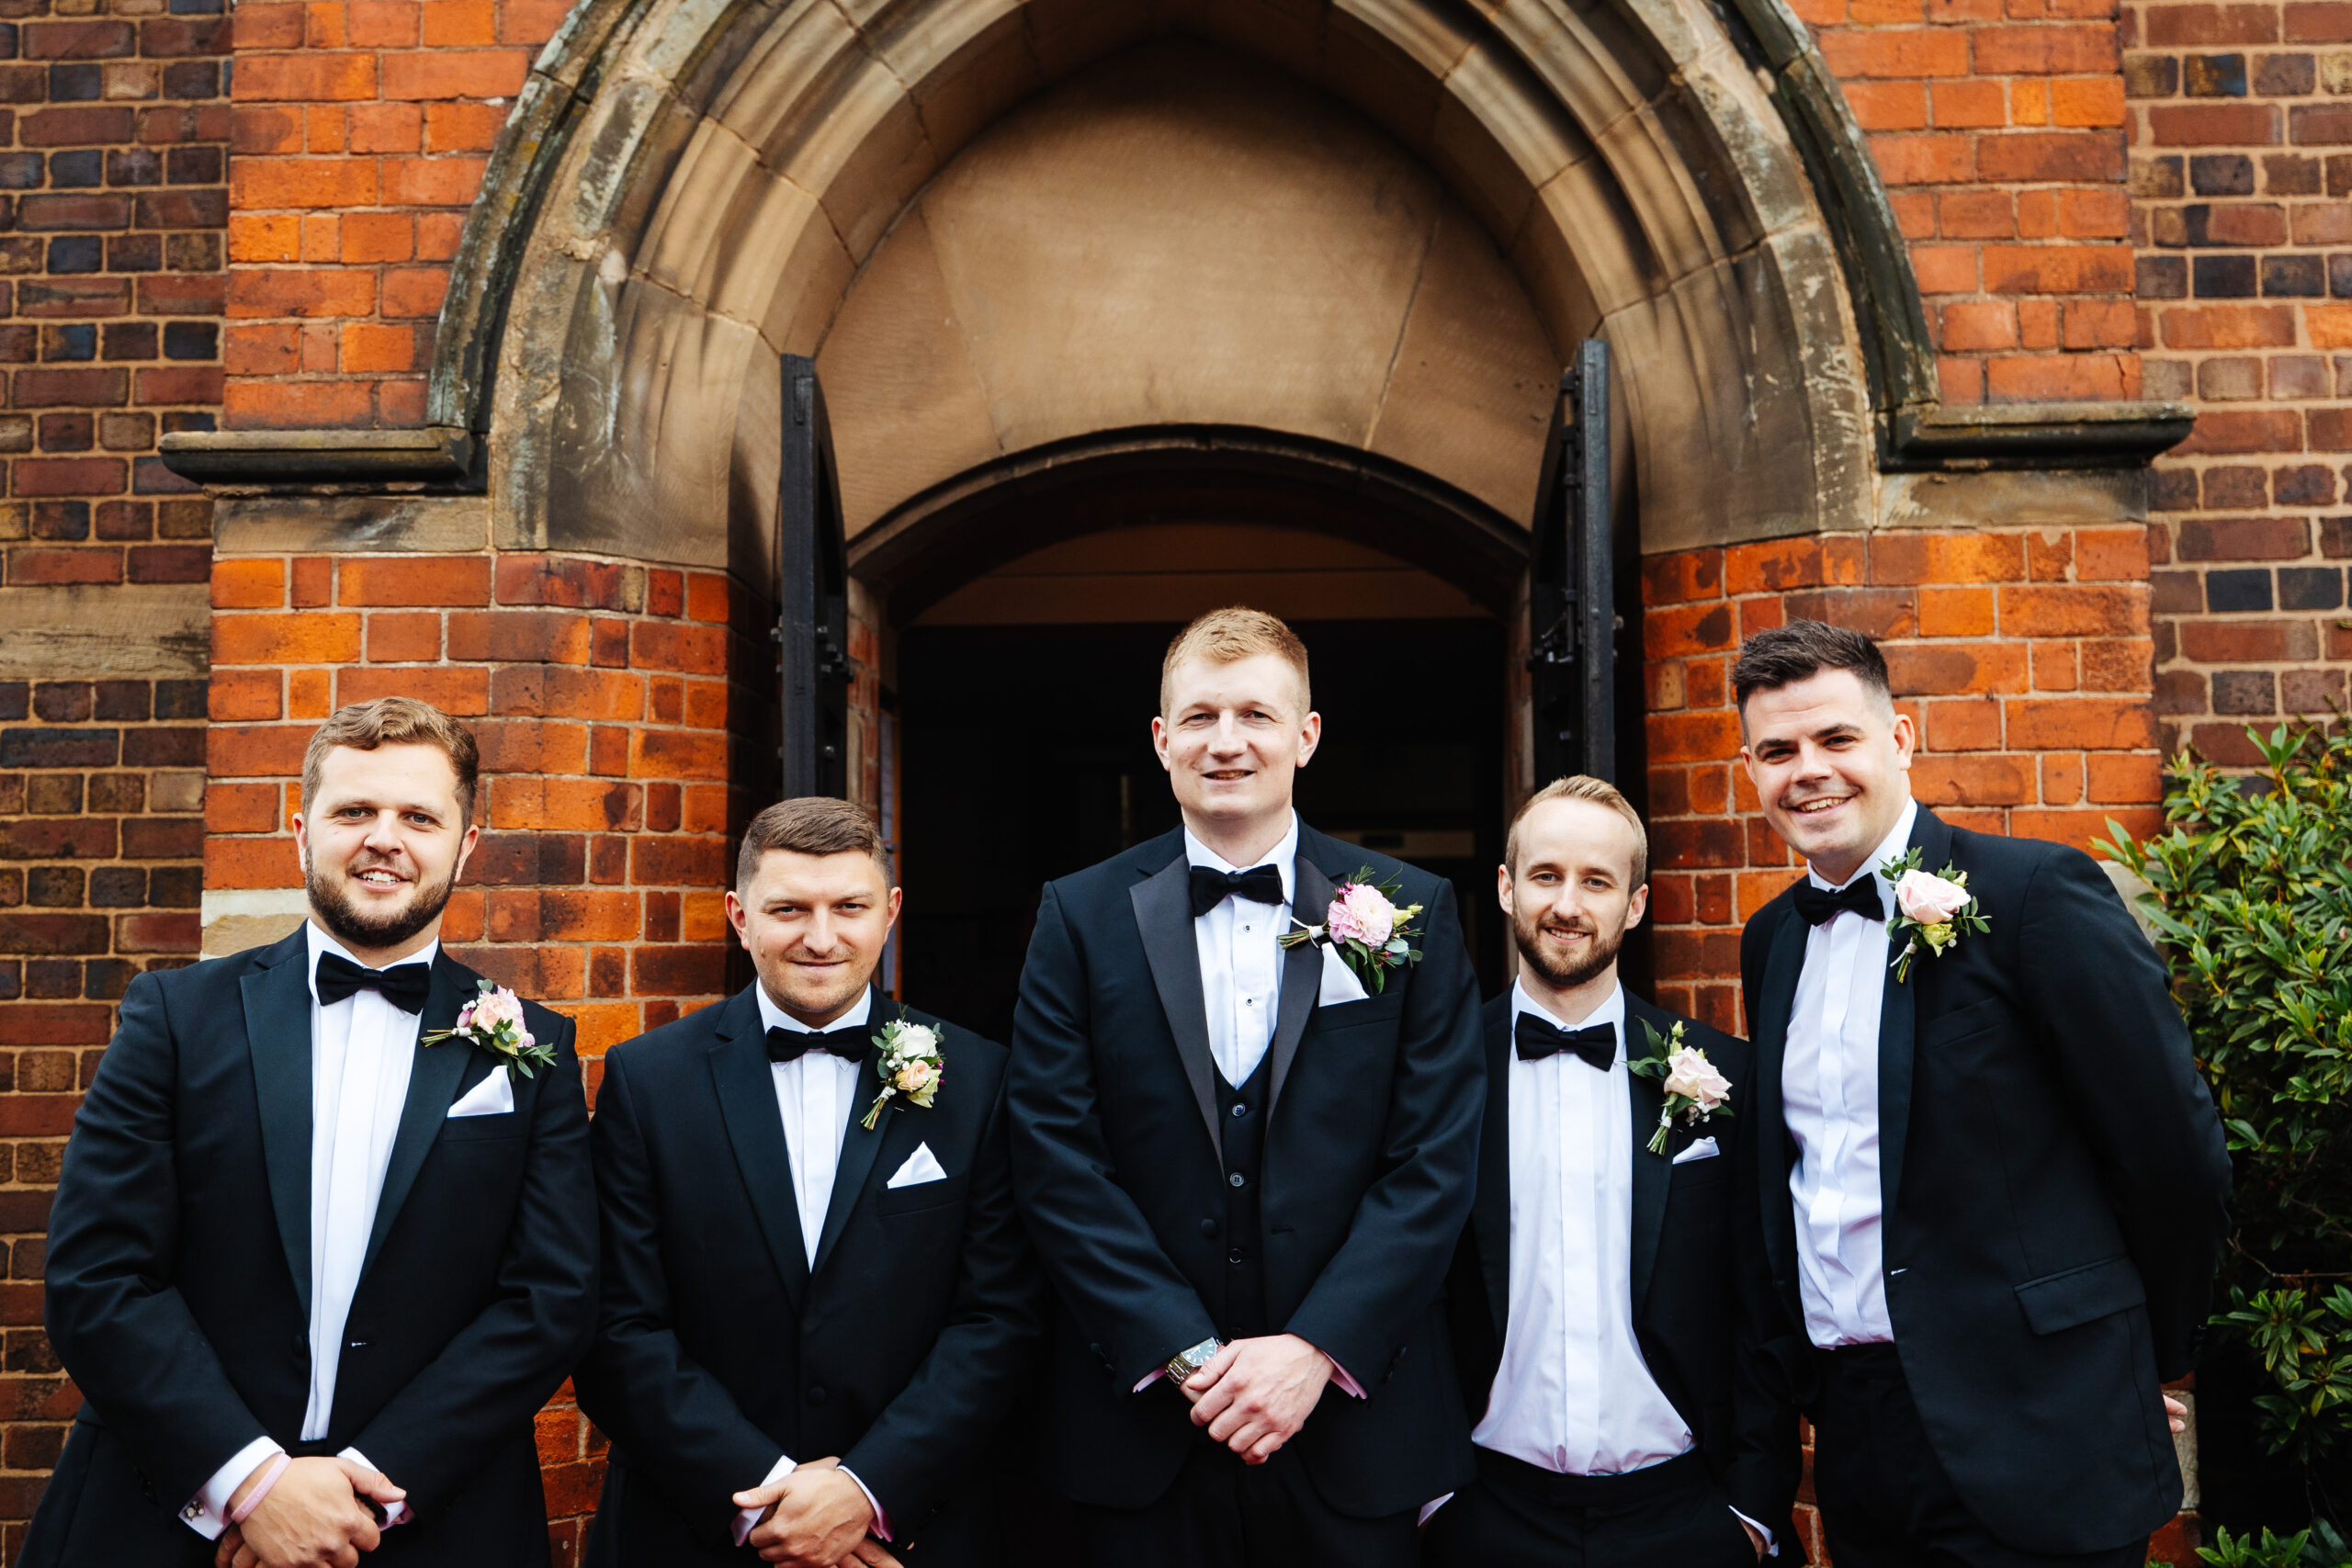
[863,1010,944,1131]
[1627,1018,1735,1156]
[422,979,558,1080]
[1881,847,1989,983]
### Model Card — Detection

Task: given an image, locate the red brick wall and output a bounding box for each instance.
[2126,0,2352,754]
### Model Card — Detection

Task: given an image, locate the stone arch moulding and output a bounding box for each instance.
[163,0,2192,542]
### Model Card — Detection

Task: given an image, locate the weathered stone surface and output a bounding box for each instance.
[0,584,208,680]
[213,494,491,554]
[1881,469,2150,531]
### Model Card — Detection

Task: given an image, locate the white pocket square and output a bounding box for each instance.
[886,1142,947,1189]
[1317,944,1370,1006]
[447,1071,514,1118]
[1671,1135,1719,1165]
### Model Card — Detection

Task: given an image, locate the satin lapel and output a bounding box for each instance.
[1131,853,1222,1160]
[1476,998,1511,1345]
[1878,807,1944,1219]
[1752,905,1808,1287]
[710,987,809,1306]
[813,990,892,1277]
[1624,995,1671,1318]
[360,953,474,1277]
[1265,853,1334,1116]
[240,929,316,1315]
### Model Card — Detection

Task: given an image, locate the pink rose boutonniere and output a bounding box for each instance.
[1880,846,1989,983]
[423,979,558,1079]
[1628,1018,1736,1155]
[1278,866,1425,993]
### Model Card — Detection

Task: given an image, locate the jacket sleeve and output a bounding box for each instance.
[2016,847,2231,1380]
[345,1014,600,1517]
[569,1049,785,1548]
[1008,881,1221,1392]
[842,1071,1047,1540]
[1281,879,1486,1388]
[1721,1041,1804,1542]
[44,970,274,1507]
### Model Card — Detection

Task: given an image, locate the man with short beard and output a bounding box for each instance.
[28,698,596,1568]
[1429,775,1789,1568]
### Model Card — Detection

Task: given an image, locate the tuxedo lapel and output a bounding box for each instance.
[813,991,891,1276]
[1265,850,1334,1116]
[1475,998,1511,1345]
[1878,806,1945,1218]
[710,987,809,1307]
[1752,904,1807,1288]
[240,928,316,1315]
[362,951,474,1277]
[1131,851,1223,1160]
[1623,995,1671,1317]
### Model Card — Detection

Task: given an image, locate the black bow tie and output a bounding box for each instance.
[315,952,432,1013]
[766,1025,870,1066]
[1515,1012,1617,1070]
[1792,876,1883,927]
[1188,863,1285,919]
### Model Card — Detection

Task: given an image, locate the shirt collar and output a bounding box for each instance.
[1806,795,1918,898]
[755,982,874,1036]
[1510,976,1625,1044]
[1181,813,1300,908]
[304,920,439,1007]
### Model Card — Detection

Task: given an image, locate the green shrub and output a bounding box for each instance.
[2101,721,2352,1465]
[2195,1518,2352,1567]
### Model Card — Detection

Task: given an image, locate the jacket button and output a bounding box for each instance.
[1200,1218,1218,1237]
[806,1385,828,1406]
[1227,1172,1246,1189]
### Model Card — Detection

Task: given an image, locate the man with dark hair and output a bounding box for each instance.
[576,795,1042,1568]
[1009,607,1485,1568]
[1731,620,2230,1568]
[28,698,597,1568]
[1430,775,1789,1568]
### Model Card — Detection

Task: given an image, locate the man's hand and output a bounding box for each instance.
[221,1455,383,1568]
[737,1457,876,1567]
[836,1542,901,1568]
[1185,1334,1333,1463]
[2165,1393,2189,1434]
[1741,1517,1767,1559]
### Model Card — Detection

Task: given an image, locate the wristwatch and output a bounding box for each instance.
[1165,1336,1224,1385]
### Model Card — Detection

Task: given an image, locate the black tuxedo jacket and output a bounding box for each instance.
[1444,990,1795,1537]
[1008,821,1485,1517]
[25,928,597,1568]
[573,986,1044,1568]
[1739,804,2231,1554]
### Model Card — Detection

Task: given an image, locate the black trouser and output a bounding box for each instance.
[1814,1343,2150,1568]
[1419,1447,1756,1568]
[1071,1437,1419,1568]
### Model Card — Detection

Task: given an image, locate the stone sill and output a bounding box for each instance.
[158,426,475,485]
[1885,400,2197,470]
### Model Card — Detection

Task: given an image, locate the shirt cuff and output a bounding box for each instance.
[732,1454,796,1548]
[182,1436,283,1540]
[1729,1505,1775,1557]
[1324,1356,1366,1399]
[1418,1493,1453,1527]
[339,1448,408,1528]
[838,1465,890,1541]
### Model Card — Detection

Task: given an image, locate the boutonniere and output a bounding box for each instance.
[422,979,557,1079]
[862,1010,944,1131]
[1628,1019,1735,1156]
[1880,847,1988,983]
[1277,866,1424,994]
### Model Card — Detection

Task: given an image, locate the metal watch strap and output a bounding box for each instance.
[1165,1336,1223,1384]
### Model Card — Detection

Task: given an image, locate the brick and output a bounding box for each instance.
[2005,697,2160,749]
[630,728,727,781]
[1884,642,2031,694]
[490,666,644,721]
[231,52,377,102]
[379,48,529,100]
[336,556,492,607]
[1973,23,2120,71]
[6,548,118,585]
[1981,243,2135,293]
[2085,753,2164,803]
[224,269,376,320]
[338,665,488,715]
[2145,4,2280,43]
[487,777,639,833]
[1996,584,2149,636]
[1926,697,2005,750]
[2177,515,2310,558]
[1645,601,1739,658]
[1640,550,1723,606]
[2149,103,2281,143]
[1819,28,1973,75]
[2288,0,2352,35]
[1781,588,1918,637]
[630,836,729,887]
[1870,532,2028,587]
[1911,753,2036,807]
[629,623,728,675]
[211,612,362,665]
[2180,617,2320,660]
[2177,407,2305,452]
[1645,711,1742,764]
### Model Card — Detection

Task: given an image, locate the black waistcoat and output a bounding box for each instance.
[1213,1055,1272,1340]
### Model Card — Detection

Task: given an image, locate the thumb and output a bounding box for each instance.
[731,1482,789,1509]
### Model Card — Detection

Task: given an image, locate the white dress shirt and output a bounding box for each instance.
[1782,795,1917,1349]
[183,923,426,1539]
[1184,815,1297,1089]
[734,986,888,1547]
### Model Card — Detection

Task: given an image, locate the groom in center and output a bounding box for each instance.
[1010,607,1485,1568]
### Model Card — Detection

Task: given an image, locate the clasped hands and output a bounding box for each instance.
[213,1455,404,1568]
[1176,1333,1334,1465]
[733,1456,901,1568]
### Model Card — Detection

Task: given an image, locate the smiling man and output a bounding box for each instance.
[1008,607,1484,1568]
[1731,621,2230,1568]
[28,698,596,1568]
[575,796,1041,1568]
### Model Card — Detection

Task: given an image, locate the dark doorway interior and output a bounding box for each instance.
[898,618,1510,1041]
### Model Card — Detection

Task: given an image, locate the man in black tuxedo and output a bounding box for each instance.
[28,697,596,1568]
[576,795,1042,1568]
[1009,607,1485,1568]
[1431,774,1787,1568]
[1732,620,2231,1567]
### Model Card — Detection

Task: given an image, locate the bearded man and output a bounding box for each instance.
[1429,775,1790,1568]
[27,698,596,1568]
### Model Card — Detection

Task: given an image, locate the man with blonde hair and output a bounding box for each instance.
[28,698,597,1568]
[1010,606,1485,1568]
[1430,775,1789,1567]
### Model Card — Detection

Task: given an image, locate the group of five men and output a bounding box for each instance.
[25,607,2229,1568]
